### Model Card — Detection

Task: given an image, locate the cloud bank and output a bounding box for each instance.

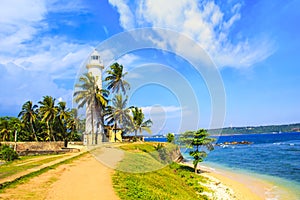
[108,0,275,68]
[0,0,92,115]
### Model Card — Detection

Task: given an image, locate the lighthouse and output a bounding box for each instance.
[84,49,104,145]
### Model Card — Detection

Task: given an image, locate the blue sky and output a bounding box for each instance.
[0,0,299,134]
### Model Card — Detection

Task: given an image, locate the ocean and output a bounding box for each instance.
[145,132,300,198]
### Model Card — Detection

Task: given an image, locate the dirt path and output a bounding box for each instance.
[0,153,119,200]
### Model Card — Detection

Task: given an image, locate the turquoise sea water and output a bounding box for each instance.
[145,132,300,199]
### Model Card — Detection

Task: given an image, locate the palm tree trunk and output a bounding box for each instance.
[91,103,95,145]
[50,123,55,142]
[46,121,50,141]
[31,123,38,141]
[135,130,137,140]
[114,122,117,142]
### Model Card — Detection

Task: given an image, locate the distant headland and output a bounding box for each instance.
[209,123,300,135]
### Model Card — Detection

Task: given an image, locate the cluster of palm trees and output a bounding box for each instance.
[0,62,152,144]
[74,62,152,141]
[0,97,81,144]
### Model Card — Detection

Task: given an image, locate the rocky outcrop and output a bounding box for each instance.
[216,141,253,146]
[170,146,184,163]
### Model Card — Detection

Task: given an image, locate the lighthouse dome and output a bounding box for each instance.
[86,49,104,69]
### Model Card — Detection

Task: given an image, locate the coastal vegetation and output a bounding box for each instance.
[113,143,210,200]
[166,133,175,143]
[179,129,215,173]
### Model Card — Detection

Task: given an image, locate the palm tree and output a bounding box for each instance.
[0,117,12,141]
[18,101,38,141]
[74,72,108,144]
[56,101,70,146]
[38,96,58,141]
[105,62,130,94]
[67,108,79,141]
[105,94,132,140]
[131,107,152,139]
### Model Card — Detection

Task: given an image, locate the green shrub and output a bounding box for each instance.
[0,145,19,161]
[166,133,175,143]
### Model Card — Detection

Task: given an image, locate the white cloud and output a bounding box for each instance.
[142,105,181,114]
[108,0,135,30]
[0,0,93,115]
[108,0,275,68]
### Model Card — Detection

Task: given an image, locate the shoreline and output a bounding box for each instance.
[198,164,299,200]
[183,162,299,200]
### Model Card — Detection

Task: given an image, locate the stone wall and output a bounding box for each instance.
[0,142,64,152]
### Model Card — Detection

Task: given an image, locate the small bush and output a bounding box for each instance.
[166,133,175,143]
[0,145,19,161]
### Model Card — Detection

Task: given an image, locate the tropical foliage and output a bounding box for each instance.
[166,133,175,143]
[105,62,130,94]
[130,107,152,139]
[0,62,152,144]
[0,97,82,144]
[74,62,153,142]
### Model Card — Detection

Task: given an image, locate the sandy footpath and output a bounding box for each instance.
[0,153,119,200]
[46,153,119,200]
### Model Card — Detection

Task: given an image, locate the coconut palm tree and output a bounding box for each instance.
[67,108,80,140]
[55,101,71,146]
[38,96,58,141]
[131,107,152,139]
[0,117,12,141]
[105,62,130,94]
[74,72,109,144]
[18,101,38,141]
[105,94,132,138]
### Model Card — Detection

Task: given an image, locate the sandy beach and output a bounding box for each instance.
[197,164,299,200]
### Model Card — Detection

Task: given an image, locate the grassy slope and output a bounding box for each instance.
[113,143,210,200]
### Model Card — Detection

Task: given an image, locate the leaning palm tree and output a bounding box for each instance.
[38,96,58,141]
[105,62,130,94]
[18,101,38,141]
[131,107,152,139]
[105,94,132,139]
[74,72,108,144]
[56,101,70,146]
[0,117,12,141]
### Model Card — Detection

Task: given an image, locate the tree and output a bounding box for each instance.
[166,133,175,143]
[0,117,12,141]
[188,129,215,173]
[18,101,38,141]
[105,94,132,139]
[131,107,152,140]
[105,62,130,94]
[38,96,58,141]
[56,101,71,147]
[67,109,81,142]
[74,72,108,144]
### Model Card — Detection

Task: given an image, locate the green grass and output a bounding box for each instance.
[0,154,68,179]
[113,143,210,200]
[0,152,87,192]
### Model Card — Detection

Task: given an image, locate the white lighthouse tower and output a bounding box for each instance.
[84,49,104,145]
